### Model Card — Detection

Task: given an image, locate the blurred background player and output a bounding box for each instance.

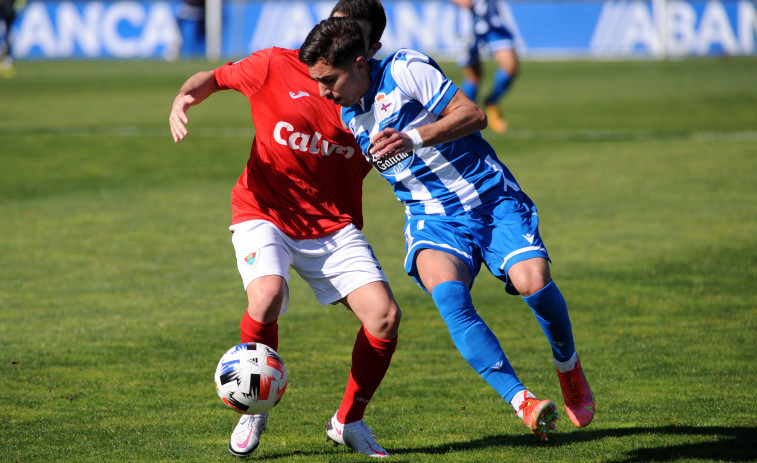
[175,0,205,58]
[169,0,397,457]
[450,0,518,133]
[300,16,594,441]
[0,0,23,77]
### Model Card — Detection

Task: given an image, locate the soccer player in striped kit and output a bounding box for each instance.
[300,17,594,441]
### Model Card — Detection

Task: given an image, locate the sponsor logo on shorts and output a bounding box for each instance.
[244,251,259,267]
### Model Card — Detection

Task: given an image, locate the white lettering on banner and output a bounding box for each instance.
[622,1,662,54]
[383,1,521,54]
[58,2,102,57]
[245,1,461,57]
[667,1,697,56]
[102,2,144,58]
[14,1,180,59]
[15,3,57,56]
[697,1,739,54]
[386,2,458,52]
[273,121,355,159]
[740,0,757,50]
[12,0,757,59]
[141,3,181,56]
[248,2,332,52]
[591,0,757,57]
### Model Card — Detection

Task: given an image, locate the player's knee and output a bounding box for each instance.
[388,302,402,329]
[509,258,551,297]
[511,273,551,297]
[367,301,402,339]
[516,278,550,298]
[382,301,402,336]
[508,60,520,77]
[246,280,286,319]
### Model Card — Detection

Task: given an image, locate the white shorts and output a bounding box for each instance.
[229,220,387,313]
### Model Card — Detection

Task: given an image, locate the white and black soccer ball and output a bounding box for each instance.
[214,343,288,415]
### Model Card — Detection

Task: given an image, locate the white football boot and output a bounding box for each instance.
[326,413,389,458]
[228,413,267,457]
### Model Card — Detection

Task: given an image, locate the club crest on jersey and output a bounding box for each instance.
[244,251,259,267]
[367,143,413,177]
[375,93,392,114]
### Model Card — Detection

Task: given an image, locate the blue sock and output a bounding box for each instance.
[484,69,513,106]
[432,281,524,402]
[522,281,575,362]
[461,78,478,102]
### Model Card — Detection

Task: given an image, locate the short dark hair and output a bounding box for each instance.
[330,0,386,48]
[299,17,366,68]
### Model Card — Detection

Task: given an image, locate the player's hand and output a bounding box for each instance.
[369,128,413,159]
[169,94,197,143]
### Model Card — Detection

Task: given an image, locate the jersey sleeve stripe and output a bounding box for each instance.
[427,81,458,116]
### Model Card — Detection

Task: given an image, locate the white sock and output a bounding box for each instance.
[554,352,578,373]
[510,389,537,418]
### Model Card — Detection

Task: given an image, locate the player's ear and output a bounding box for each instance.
[367,41,382,59]
[355,55,368,72]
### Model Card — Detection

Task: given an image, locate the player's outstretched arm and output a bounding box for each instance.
[370,90,487,157]
[169,70,219,143]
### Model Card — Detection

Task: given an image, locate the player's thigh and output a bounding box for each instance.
[416,248,473,293]
[245,275,288,323]
[343,280,401,339]
[405,217,478,293]
[479,193,550,292]
[492,47,518,76]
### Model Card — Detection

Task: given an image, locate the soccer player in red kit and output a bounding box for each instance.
[168,0,396,458]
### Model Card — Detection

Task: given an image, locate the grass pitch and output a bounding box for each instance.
[1,57,756,462]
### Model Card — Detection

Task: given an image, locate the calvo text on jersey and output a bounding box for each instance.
[273,121,355,158]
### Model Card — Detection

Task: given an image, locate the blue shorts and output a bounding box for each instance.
[457,25,515,67]
[404,190,549,295]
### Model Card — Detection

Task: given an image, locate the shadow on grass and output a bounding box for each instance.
[242,425,756,461]
[385,425,757,462]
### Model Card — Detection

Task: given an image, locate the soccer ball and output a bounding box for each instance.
[214,342,288,414]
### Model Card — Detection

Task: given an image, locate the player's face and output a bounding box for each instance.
[309,58,368,107]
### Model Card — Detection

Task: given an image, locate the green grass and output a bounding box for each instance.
[1,57,756,462]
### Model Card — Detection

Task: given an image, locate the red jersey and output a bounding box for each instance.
[213,48,371,239]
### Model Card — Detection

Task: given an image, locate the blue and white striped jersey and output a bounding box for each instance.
[470,0,510,37]
[342,49,521,218]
